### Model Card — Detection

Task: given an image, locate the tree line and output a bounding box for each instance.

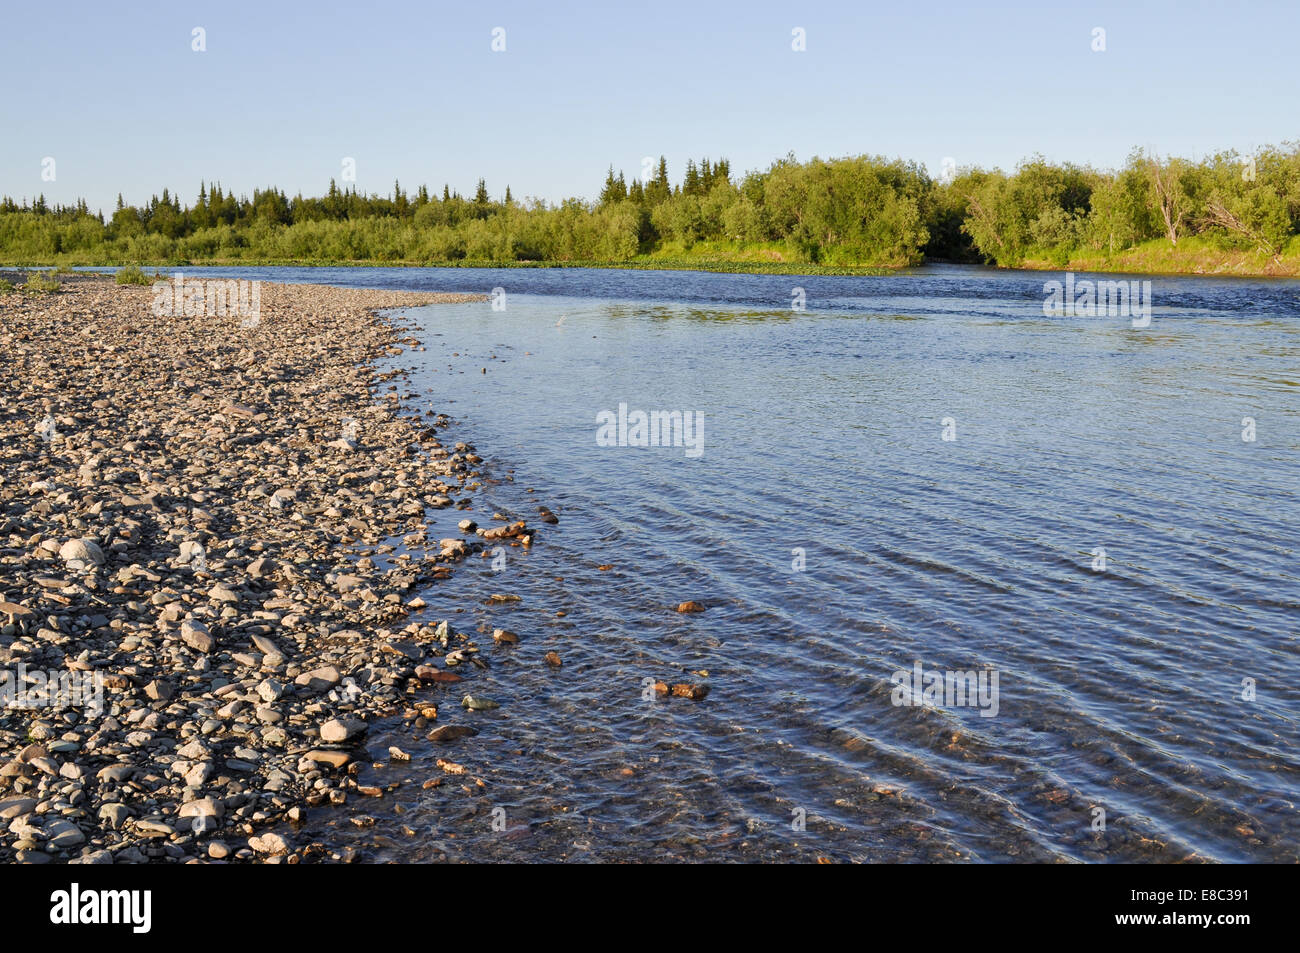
[3,143,1298,268]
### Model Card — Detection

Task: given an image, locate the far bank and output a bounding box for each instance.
[4,238,1299,281]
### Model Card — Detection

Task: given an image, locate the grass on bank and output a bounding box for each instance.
[4,237,1300,280]
[0,255,897,276]
[114,263,158,285]
[22,271,61,293]
[1020,235,1300,278]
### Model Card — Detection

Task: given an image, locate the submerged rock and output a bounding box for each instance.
[427,724,477,742]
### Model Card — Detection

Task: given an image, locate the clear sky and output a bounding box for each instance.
[3,0,1296,215]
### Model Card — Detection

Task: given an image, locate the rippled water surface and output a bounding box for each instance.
[161,265,1300,862]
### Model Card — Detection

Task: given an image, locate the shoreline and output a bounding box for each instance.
[0,275,528,864]
[5,251,1298,281]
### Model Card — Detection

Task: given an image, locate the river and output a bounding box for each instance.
[132,263,1300,862]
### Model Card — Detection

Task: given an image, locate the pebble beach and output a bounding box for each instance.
[0,274,533,863]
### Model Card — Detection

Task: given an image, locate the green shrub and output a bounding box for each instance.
[0,278,14,294]
[115,263,153,285]
[23,271,61,293]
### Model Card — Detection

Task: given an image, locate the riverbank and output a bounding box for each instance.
[0,257,898,277]
[6,241,1299,279]
[0,275,546,864]
[1018,236,1300,279]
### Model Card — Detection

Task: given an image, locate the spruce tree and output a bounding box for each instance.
[647,156,671,205]
[600,165,628,205]
[682,160,695,195]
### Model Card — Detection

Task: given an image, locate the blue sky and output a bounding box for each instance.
[3,0,1296,214]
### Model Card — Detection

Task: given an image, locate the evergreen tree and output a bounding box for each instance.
[600,165,628,205]
[683,160,701,196]
[646,156,671,205]
[192,181,212,229]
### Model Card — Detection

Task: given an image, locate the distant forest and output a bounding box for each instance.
[3,144,1299,269]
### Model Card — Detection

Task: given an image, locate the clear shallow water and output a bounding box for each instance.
[167,265,1300,862]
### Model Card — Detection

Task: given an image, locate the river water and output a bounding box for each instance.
[143,264,1300,862]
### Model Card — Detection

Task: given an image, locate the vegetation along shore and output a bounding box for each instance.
[4,144,1300,278]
